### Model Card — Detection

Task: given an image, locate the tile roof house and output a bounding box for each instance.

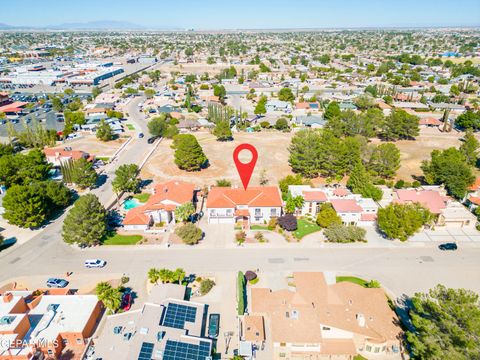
[393,188,476,228]
[123,181,197,232]
[43,147,95,166]
[0,289,102,360]
[289,185,378,225]
[206,186,282,227]
[249,272,403,360]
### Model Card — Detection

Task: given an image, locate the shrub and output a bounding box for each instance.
[316,203,342,228]
[394,180,405,189]
[200,279,216,295]
[254,232,265,243]
[235,231,246,244]
[175,223,203,245]
[249,277,260,285]
[324,224,366,243]
[267,217,277,230]
[216,179,231,187]
[260,121,270,128]
[412,180,421,188]
[277,214,298,231]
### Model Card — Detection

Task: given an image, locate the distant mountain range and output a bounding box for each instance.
[0,20,160,30]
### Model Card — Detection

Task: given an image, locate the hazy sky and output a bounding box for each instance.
[2,0,480,29]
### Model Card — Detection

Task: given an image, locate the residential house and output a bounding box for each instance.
[393,188,476,228]
[289,185,328,216]
[123,181,197,231]
[294,115,326,129]
[266,100,292,113]
[249,272,403,360]
[206,186,283,227]
[0,289,102,360]
[92,283,213,360]
[43,147,95,166]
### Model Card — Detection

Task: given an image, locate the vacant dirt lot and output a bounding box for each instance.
[64,135,127,157]
[387,127,466,181]
[141,131,294,187]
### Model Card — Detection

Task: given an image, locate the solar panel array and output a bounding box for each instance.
[163,340,211,360]
[162,303,197,329]
[138,342,154,360]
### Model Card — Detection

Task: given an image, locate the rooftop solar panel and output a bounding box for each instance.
[162,303,197,329]
[138,342,154,360]
[163,340,211,360]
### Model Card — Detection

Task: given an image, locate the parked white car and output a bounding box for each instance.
[84,259,107,268]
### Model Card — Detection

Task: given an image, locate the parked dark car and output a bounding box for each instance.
[121,292,132,311]
[208,313,220,338]
[147,136,158,144]
[439,242,458,251]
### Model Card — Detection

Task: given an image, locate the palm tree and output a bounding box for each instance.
[174,268,186,284]
[148,268,160,284]
[95,282,112,300]
[101,288,122,312]
[159,269,173,283]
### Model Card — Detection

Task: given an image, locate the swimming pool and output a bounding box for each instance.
[123,198,141,210]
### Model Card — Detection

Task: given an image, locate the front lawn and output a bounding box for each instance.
[103,232,142,245]
[250,225,269,230]
[336,276,368,287]
[133,193,151,203]
[293,218,321,239]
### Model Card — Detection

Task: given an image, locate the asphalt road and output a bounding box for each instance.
[0,96,479,301]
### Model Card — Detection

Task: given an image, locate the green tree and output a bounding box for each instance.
[213,84,226,102]
[288,129,322,178]
[43,180,71,209]
[0,150,50,187]
[347,162,383,201]
[62,194,107,246]
[144,88,156,99]
[100,287,122,313]
[237,271,246,315]
[2,184,48,228]
[406,285,480,360]
[421,147,475,199]
[455,110,480,130]
[175,223,203,245]
[147,116,167,137]
[174,202,195,223]
[254,96,267,115]
[316,203,342,228]
[380,109,420,140]
[323,101,341,120]
[51,97,64,112]
[91,87,102,99]
[285,195,304,214]
[278,87,295,102]
[377,203,433,241]
[96,119,113,141]
[148,268,160,284]
[278,174,307,199]
[353,94,375,110]
[367,143,401,178]
[212,120,232,141]
[172,134,208,171]
[460,129,479,166]
[275,118,289,131]
[71,158,97,189]
[112,164,140,195]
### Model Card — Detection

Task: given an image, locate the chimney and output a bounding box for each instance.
[3,293,13,303]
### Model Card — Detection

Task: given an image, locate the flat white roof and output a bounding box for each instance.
[29,295,98,342]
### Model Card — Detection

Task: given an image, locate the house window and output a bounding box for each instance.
[255,208,261,216]
[77,338,83,344]
[209,209,216,216]
[280,343,286,347]
[47,350,53,355]
[374,347,380,353]
[366,345,372,352]
[322,326,330,330]
[279,353,286,357]
[226,209,233,216]
[270,208,277,216]
[62,339,68,345]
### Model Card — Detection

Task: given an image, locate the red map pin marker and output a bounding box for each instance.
[233,143,258,190]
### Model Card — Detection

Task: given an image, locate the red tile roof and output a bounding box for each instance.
[303,190,327,202]
[149,181,195,206]
[43,148,94,161]
[122,206,151,225]
[331,199,362,213]
[419,117,442,126]
[394,189,447,214]
[468,195,480,206]
[0,101,27,113]
[360,213,377,221]
[207,186,282,208]
[333,188,349,197]
[468,178,480,191]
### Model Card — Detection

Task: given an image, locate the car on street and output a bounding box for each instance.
[46,278,69,288]
[84,259,107,268]
[147,136,157,144]
[121,292,132,311]
[208,313,220,338]
[438,242,458,251]
[138,132,144,138]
